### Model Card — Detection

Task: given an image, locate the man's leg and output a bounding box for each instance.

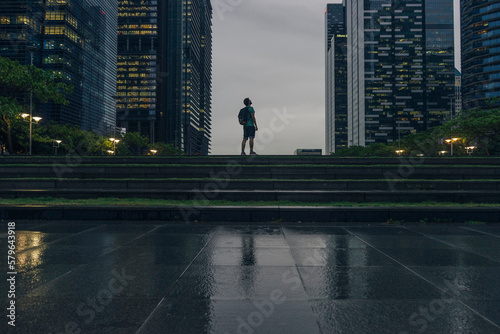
[249,138,254,152]
[241,138,247,153]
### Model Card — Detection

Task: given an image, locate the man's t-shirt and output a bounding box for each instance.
[245,107,255,127]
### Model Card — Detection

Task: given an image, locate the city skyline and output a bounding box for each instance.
[210,0,462,155]
[0,0,470,155]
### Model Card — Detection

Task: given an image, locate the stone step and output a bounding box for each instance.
[1,156,500,166]
[1,189,499,203]
[0,165,498,180]
[1,179,499,191]
[2,205,499,223]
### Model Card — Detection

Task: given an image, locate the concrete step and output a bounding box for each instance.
[1,179,499,191]
[1,205,499,223]
[1,156,500,166]
[1,189,499,203]
[0,165,499,180]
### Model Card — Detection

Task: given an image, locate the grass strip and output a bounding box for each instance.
[0,164,499,168]
[0,197,498,207]
[1,178,499,182]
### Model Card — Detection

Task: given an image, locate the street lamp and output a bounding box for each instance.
[109,138,120,155]
[53,140,61,155]
[20,113,42,154]
[150,149,157,155]
[395,150,404,155]
[466,146,476,156]
[445,137,460,156]
[27,45,37,155]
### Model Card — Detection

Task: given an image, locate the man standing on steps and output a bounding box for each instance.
[241,97,258,155]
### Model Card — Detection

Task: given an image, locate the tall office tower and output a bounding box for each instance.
[461,0,500,110]
[117,0,158,140]
[346,0,455,146]
[0,0,117,135]
[118,0,213,155]
[325,3,348,154]
[0,1,44,65]
[156,0,213,155]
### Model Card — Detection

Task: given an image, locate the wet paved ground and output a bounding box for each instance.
[2,222,500,334]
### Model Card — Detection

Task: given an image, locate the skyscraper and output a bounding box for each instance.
[0,0,117,135]
[156,0,213,155]
[461,0,500,110]
[117,0,159,140]
[0,1,44,66]
[325,3,348,154]
[118,0,213,155]
[345,0,455,146]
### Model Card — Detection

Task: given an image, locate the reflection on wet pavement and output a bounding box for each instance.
[3,222,500,333]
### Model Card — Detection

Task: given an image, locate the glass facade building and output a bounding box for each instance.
[325,4,348,154]
[119,0,213,154]
[156,0,213,155]
[461,0,500,110]
[346,0,455,146]
[0,0,44,66]
[117,0,158,140]
[0,0,117,135]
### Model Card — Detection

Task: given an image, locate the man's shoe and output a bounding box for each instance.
[241,152,246,155]
[250,151,258,155]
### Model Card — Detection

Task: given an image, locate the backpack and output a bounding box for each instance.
[238,107,250,125]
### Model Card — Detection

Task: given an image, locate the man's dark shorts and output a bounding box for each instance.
[243,126,256,139]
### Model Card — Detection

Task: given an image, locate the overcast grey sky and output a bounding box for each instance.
[210,0,461,155]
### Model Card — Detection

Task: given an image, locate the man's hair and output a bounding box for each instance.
[244,98,250,106]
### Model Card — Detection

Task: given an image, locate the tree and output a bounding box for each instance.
[0,56,72,154]
[439,108,500,156]
[0,97,22,154]
[398,129,442,157]
[117,132,150,155]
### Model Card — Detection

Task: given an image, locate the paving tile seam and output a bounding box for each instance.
[16,224,103,256]
[344,229,500,330]
[460,226,500,238]
[24,243,140,298]
[23,221,55,231]
[279,225,329,334]
[21,224,163,298]
[134,226,221,334]
[128,224,164,242]
[420,234,500,265]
